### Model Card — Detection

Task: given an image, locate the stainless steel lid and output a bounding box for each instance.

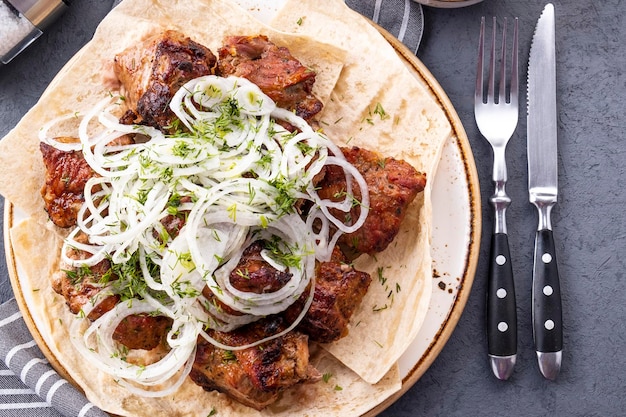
[6,0,68,29]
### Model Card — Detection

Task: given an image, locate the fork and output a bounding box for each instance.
[474,16,519,381]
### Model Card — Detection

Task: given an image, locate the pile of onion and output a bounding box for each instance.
[40,75,369,395]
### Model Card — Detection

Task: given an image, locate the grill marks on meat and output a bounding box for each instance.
[284,247,371,343]
[40,140,97,228]
[190,317,320,410]
[114,30,218,131]
[193,244,365,407]
[316,146,427,258]
[218,35,323,122]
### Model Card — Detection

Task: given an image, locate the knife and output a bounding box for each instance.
[527,3,562,380]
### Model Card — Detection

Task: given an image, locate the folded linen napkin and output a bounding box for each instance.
[0,1,423,415]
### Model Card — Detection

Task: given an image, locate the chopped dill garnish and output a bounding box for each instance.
[373,102,390,120]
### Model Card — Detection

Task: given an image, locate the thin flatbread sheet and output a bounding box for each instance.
[10,216,401,416]
[0,0,345,231]
[0,0,452,414]
[272,0,451,384]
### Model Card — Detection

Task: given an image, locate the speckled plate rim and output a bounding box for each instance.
[3,16,481,417]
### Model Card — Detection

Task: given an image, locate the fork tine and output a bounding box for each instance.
[498,18,508,104]
[475,17,485,103]
[510,17,519,104]
[487,16,496,103]
[477,17,519,106]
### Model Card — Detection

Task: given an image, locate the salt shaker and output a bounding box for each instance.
[1,0,69,64]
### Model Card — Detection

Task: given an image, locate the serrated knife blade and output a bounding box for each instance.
[527,3,562,380]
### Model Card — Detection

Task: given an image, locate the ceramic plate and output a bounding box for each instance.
[4,1,481,415]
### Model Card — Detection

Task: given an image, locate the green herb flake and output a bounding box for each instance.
[373,102,390,120]
[227,203,237,222]
[377,267,388,287]
[222,350,237,363]
[372,304,388,312]
[264,236,304,269]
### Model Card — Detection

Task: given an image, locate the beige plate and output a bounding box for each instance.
[4,16,481,417]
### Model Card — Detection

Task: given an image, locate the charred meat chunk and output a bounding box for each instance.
[202,286,245,318]
[190,316,320,410]
[40,140,97,228]
[51,231,112,314]
[229,241,293,294]
[114,30,218,130]
[316,146,427,258]
[86,294,172,351]
[218,35,323,122]
[113,313,172,351]
[40,135,134,228]
[199,240,293,320]
[155,195,191,242]
[284,247,371,343]
[54,233,171,351]
[52,268,107,316]
[54,266,172,351]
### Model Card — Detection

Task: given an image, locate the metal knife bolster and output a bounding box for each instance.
[529,189,556,230]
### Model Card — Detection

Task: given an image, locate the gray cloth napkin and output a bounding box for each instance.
[0,1,423,416]
[0,299,108,417]
[346,0,424,54]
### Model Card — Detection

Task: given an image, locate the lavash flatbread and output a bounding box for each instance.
[272,0,450,384]
[0,0,345,230]
[10,216,402,417]
[0,0,452,415]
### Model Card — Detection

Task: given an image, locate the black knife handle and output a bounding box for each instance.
[487,233,517,356]
[532,229,563,352]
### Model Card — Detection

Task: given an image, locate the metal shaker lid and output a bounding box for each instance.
[6,0,68,29]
